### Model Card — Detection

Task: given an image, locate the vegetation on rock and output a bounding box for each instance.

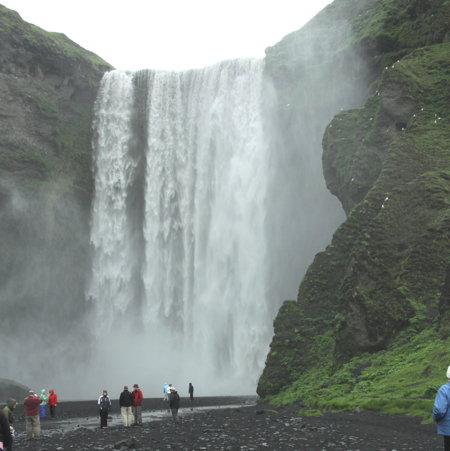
[0,5,112,372]
[258,0,450,421]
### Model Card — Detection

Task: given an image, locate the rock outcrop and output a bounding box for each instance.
[0,5,112,384]
[0,4,111,197]
[258,0,450,402]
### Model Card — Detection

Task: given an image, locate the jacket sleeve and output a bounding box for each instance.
[433,387,449,422]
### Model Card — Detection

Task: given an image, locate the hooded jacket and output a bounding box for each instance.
[132,388,143,406]
[2,398,16,424]
[39,389,48,405]
[433,381,450,435]
[48,389,58,406]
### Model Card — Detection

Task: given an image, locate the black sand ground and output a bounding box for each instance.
[11,397,441,450]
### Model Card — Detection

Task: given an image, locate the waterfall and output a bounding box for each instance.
[88,60,273,394]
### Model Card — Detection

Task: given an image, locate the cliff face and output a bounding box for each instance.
[0,4,111,197]
[0,5,111,382]
[258,0,450,411]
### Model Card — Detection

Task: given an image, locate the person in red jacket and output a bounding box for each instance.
[132,384,144,426]
[48,389,58,419]
[23,391,42,440]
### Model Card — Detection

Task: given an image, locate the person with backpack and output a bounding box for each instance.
[169,387,180,424]
[98,390,111,429]
[119,386,133,427]
[132,384,144,426]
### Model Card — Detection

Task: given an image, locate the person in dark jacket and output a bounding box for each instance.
[97,390,111,429]
[48,389,58,419]
[119,386,133,427]
[188,383,194,401]
[24,391,42,440]
[433,365,450,450]
[0,410,12,451]
[132,384,144,426]
[169,387,180,424]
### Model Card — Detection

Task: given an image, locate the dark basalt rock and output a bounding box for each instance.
[259,0,450,399]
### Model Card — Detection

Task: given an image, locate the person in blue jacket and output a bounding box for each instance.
[432,365,450,450]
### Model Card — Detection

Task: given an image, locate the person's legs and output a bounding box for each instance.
[32,415,41,439]
[171,408,178,423]
[136,406,142,425]
[444,435,450,451]
[50,405,55,418]
[25,416,33,440]
[126,407,133,426]
[100,410,108,428]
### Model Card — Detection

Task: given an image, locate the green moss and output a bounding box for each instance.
[265,329,449,421]
[298,409,323,417]
[260,2,450,420]
[0,5,111,73]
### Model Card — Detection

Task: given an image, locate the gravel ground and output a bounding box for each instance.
[10,397,441,450]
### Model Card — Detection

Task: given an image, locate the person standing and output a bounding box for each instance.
[433,365,450,450]
[2,398,16,427]
[3,398,16,450]
[169,387,180,424]
[163,383,169,401]
[98,390,111,429]
[188,383,194,401]
[39,389,48,419]
[0,410,12,451]
[24,391,42,440]
[48,389,58,419]
[132,384,143,426]
[119,386,133,427]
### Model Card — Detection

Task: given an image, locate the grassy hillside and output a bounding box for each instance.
[258,0,450,422]
[0,4,112,201]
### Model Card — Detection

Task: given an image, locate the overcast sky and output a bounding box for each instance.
[2,0,333,71]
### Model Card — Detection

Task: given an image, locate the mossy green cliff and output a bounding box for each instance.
[0,4,111,200]
[0,5,112,355]
[258,0,450,420]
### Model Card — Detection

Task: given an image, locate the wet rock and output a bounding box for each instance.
[113,437,138,449]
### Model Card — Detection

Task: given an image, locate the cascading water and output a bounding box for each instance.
[88,60,273,394]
